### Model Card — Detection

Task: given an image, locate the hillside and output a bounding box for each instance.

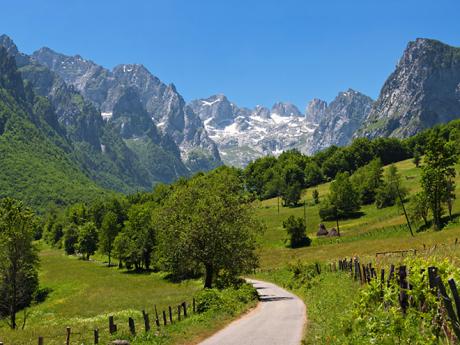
[255,157,460,268]
[0,47,111,212]
[356,38,460,139]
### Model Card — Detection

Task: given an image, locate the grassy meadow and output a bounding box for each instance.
[3,158,460,345]
[0,244,256,345]
[256,158,460,269]
[254,157,460,344]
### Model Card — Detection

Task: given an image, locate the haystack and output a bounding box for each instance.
[328,227,340,237]
[317,223,328,236]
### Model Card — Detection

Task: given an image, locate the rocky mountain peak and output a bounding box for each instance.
[0,34,18,56]
[355,38,460,139]
[307,89,373,154]
[305,98,327,124]
[252,105,271,119]
[0,34,30,67]
[271,102,301,117]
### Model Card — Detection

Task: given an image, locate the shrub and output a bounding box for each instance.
[283,215,311,248]
[194,283,258,315]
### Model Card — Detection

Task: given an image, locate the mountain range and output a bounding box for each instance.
[190,38,460,166]
[1,34,460,209]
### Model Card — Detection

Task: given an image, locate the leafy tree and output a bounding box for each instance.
[156,167,264,288]
[312,189,320,204]
[323,172,360,218]
[322,150,352,179]
[0,198,39,329]
[351,159,383,204]
[122,203,156,270]
[281,181,302,207]
[283,216,311,248]
[445,179,456,220]
[408,192,430,228]
[421,131,457,230]
[63,224,78,255]
[413,150,421,168]
[375,165,406,209]
[244,156,277,196]
[304,161,323,187]
[98,211,120,266]
[113,231,133,268]
[77,222,98,260]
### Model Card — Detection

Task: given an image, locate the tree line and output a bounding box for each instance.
[316,128,458,232]
[243,119,460,207]
[42,166,264,288]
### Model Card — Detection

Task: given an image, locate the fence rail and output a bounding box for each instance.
[25,298,196,345]
[331,256,460,340]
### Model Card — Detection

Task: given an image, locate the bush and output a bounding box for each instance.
[194,283,258,315]
[195,289,223,313]
[283,215,311,248]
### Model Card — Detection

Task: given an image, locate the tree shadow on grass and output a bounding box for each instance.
[121,268,157,275]
[35,287,52,303]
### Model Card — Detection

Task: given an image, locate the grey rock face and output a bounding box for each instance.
[252,105,271,119]
[307,89,373,154]
[356,38,460,139]
[189,94,236,128]
[32,49,221,171]
[190,96,316,167]
[271,102,302,117]
[305,98,327,124]
[0,34,30,67]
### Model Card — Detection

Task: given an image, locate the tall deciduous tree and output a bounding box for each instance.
[77,222,98,260]
[375,164,406,209]
[325,172,360,218]
[421,131,457,230]
[0,198,39,329]
[98,211,120,266]
[157,167,264,288]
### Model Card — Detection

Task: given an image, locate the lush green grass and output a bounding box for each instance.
[256,158,460,269]
[254,157,460,344]
[0,244,256,345]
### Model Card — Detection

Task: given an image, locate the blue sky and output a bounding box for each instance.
[1,0,459,110]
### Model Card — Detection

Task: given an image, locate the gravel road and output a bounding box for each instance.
[198,279,306,345]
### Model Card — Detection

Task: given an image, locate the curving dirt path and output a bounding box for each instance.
[198,279,306,345]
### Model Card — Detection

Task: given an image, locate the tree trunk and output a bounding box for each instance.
[108,251,111,267]
[204,264,213,289]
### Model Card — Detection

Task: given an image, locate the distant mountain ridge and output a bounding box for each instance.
[355,38,460,139]
[31,47,221,171]
[1,32,459,199]
[0,34,223,208]
[190,90,373,166]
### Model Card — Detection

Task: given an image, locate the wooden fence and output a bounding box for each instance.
[330,257,460,340]
[24,298,196,345]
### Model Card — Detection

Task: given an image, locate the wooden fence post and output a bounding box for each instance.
[398,266,408,314]
[142,310,150,332]
[193,298,196,313]
[315,263,321,275]
[154,305,160,327]
[387,264,395,287]
[183,302,187,318]
[428,266,438,289]
[163,310,167,326]
[169,306,173,324]
[128,317,136,335]
[94,329,99,344]
[109,315,117,334]
[177,305,181,321]
[448,278,460,319]
[66,327,71,345]
[436,276,460,339]
[38,337,44,345]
